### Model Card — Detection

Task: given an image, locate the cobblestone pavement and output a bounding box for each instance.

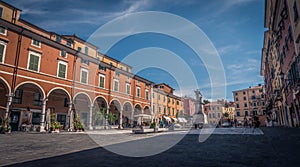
[0,127,300,167]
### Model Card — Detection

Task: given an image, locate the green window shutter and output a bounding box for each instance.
[33,55,39,71]
[28,54,34,70]
[114,80,118,91]
[29,54,39,71]
[0,26,5,34]
[100,76,104,88]
[126,85,130,95]
[0,44,4,62]
[58,63,66,78]
[81,71,87,83]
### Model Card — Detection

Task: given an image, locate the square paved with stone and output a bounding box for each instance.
[0,128,300,167]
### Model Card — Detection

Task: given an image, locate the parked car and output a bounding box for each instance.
[174,124,182,129]
[221,122,230,127]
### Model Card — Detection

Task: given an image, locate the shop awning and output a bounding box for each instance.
[172,118,178,123]
[134,114,152,120]
[178,117,187,123]
[163,116,171,121]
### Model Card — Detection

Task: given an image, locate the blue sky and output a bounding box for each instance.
[6,0,265,101]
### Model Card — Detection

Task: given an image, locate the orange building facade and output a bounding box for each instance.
[152,83,183,123]
[0,1,153,131]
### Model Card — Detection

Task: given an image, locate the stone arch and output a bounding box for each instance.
[73,92,92,129]
[134,103,142,115]
[108,99,121,126]
[109,98,122,109]
[46,87,71,129]
[92,96,108,127]
[11,81,46,131]
[0,76,11,95]
[73,92,92,105]
[123,101,133,111]
[133,104,142,124]
[0,77,11,122]
[123,101,133,127]
[93,95,108,106]
[15,81,45,99]
[47,87,71,101]
[143,105,151,115]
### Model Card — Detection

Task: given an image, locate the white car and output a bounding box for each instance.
[221,122,230,127]
[174,124,182,129]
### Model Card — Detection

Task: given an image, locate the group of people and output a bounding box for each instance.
[159,119,172,128]
[220,116,261,128]
[243,116,260,128]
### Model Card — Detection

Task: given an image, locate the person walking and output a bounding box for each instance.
[227,118,231,127]
[249,118,252,128]
[244,116,248,128]
[234,118,237,128]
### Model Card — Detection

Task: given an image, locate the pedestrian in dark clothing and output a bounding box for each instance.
[227,118,231,127]
[244,116,248,128]
[234,118,237,128]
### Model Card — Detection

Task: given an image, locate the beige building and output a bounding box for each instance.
[261,0,300,127]
[204,101,223,125]
[232,84,266,125]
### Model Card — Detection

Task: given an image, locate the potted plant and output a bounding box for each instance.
[50,113,61,133]
[51,121,61,133]
[0,113,11,134]
[107,112,114,125]
[73,113,84,132]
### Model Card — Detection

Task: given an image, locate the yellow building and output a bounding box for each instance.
[221,103,235,122]
[152,83,183,122]
[0,1,21,24]
[153,88,167,120]
[62,35,98,58]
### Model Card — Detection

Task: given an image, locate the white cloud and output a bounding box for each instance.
[216,0,256,16]
[217,44,240,56]
[22,8,48,15]
[17,0,153,31]
[227,58,259,74]
[245,50,261,55]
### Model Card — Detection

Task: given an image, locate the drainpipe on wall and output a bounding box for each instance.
[150,83,154,123]
[6,29,23,120]
[69,54,78,131]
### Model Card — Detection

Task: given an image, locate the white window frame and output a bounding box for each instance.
[136,87,141,97]
[113,79,119,92]
[60,50,67,58]
[0,40,7,63]
[57,61,68,79]
[85,46,89,55]
[31,38,41,48]
[0,26,7,36]
[99,74,105,88]
[80,68,88,84]
[126,83,130,95]
[145,89,149,100]
[27,51,41,72]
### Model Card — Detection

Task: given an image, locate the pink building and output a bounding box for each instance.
[183,97,196,116]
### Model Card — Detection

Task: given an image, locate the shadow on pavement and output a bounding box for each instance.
[5,128,300,167]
